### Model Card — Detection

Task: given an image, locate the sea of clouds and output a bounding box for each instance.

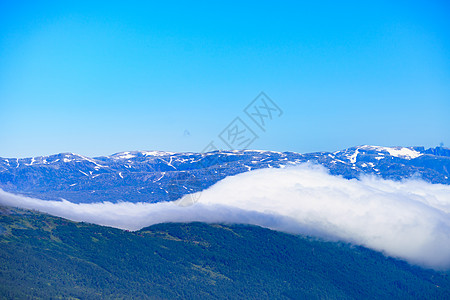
[1,163,449,270]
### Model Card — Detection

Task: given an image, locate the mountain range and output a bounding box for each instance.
[1,145,450,298]
[1,145,449,203]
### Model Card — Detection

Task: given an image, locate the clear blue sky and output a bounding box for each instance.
[1,0,449,158]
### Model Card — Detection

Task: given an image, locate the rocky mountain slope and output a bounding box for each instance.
[0,146,448,203]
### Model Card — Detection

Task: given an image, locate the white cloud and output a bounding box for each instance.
[1,163,450,270]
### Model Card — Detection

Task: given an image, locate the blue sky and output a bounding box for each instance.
[0,1,449,158]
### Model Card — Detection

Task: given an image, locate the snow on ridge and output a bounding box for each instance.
[110,151,176,159]
[384,148,422,159]
[347,149,359,164]
[111,152,136,160]
[243,149,285,155]
[359,145,422,159]
[75,154,105,167]
[141,151,176,156]
[55,153,106,167]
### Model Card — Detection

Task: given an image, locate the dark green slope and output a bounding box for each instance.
[0,206,449,299]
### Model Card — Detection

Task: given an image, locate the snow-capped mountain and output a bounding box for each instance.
[0,146,448,203]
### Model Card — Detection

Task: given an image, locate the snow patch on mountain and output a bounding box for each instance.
[112,152,136,160]
[360,145,422,159]
[347,149,359,163]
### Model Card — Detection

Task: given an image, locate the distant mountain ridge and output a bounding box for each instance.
[0,145,449,203]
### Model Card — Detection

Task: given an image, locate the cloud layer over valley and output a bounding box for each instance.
[1,163,450,270]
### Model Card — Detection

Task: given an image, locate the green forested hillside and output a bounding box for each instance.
[0,206,449,299]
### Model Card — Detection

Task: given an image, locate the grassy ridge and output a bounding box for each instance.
[0,206,449,299]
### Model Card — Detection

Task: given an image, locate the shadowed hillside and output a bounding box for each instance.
[1,206,449,299]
